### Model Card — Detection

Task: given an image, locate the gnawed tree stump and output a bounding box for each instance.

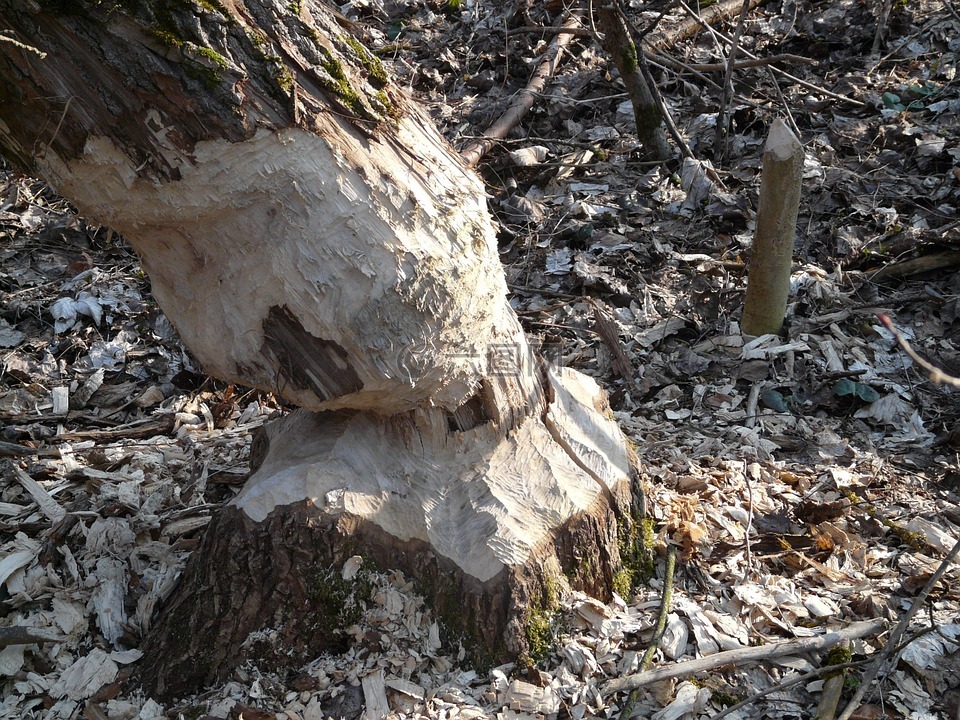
[0,0,647,700]
[139,366,638,697]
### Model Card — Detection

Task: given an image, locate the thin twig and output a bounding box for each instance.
[710,658,868,720]
[619,547,677,720]
[714,0,753,163]
[42,96,74,159]
[742,460,754,577]
[506,26,595,37]
[674,0,866,107]
[709,627,936,720]
[946,0,960,23]
[681,53,818,71]
[871,0,895,55]
[836,535,960,720]
[877,314,960,387]
[765,66,802,139]
[638,49,694,162]
[603,619,885,695]
[632,0,679,43]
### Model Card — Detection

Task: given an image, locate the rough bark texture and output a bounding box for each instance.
[139,480,633,700]
[133,364,641,700]
[741,118,804,335]
[0,0,644,701]
[595,3,670,162]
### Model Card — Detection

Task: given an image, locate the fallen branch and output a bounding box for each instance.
[650,0,765,50]
[877,314,960,387]
[55,413,177,442]
[674,0,866,107]
[683,53,817,72]
[602,619,885,695]
[711,658,867,720]
[836,536,960,720]
[0,440,61,458]
[0,626,65,649]
[868,249,960,280]
[460,14,582,167]
[710,627,935,720]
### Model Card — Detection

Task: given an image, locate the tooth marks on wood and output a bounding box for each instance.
[261,305,363,401]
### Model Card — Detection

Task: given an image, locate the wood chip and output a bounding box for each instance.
[9,463,66,523]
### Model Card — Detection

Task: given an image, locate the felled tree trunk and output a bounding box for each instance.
[0,0,644,700]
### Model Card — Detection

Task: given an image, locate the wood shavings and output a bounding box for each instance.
[50,649,118,701]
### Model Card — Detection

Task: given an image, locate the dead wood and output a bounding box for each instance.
[836,537,960,720]
[591,302,640,392]
[602,618,886,695]
[54,414,177,442]
[650,0,767,50]
[0,625,65,648]
[460,14,582,167]
[868,249,960,280]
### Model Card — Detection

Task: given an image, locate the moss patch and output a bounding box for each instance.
[615,511,657,598]
[305,563,374,650]
[621,43,639,75]
[315,46,368,117]
[521,573,561,667]
[342,34,388,86]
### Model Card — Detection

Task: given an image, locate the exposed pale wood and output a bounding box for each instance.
[138,365,635,699]
[10,463,66,523]
[361,670,390,720]
[741,118,804,336]
[590,303,640,392]
[0,0,641,700]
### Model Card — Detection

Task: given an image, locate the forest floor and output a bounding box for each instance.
[2,0,960,719]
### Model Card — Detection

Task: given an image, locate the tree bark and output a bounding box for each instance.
[595,2,670,162]
[0,0,644,701]
[741,118,804,336]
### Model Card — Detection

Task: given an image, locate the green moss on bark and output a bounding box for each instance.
[521,573,561,667]
[342,34,388,86]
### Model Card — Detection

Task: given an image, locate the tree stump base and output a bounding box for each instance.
[137,366,641,700]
